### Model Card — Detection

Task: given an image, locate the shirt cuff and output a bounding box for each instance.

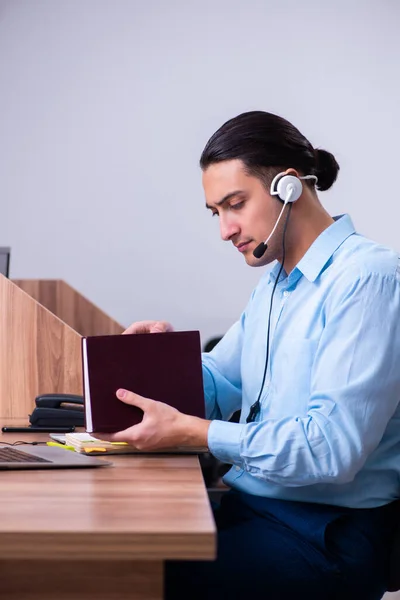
[207,419,244,465]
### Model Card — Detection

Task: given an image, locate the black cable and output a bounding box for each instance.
[0,441,47,446]
[246,203,293,423]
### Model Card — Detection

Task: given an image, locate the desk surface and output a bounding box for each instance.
[0,428,216,562]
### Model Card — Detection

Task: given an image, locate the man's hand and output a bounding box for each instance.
[97,389,211,451]
[123,321,174,335]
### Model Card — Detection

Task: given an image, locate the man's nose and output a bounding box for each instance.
[220,216,240,241]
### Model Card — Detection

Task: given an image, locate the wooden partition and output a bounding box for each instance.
[12,279,124,337]
[0,275,83,421]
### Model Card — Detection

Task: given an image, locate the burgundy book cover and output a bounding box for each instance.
[82,331,205,433]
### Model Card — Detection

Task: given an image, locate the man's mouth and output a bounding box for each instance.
[236,241,252,253]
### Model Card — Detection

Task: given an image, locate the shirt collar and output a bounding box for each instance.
[268,214,356,284]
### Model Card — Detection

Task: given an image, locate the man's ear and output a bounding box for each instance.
[284,167,300,178]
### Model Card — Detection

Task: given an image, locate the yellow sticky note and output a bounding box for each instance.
[46,442,75,452]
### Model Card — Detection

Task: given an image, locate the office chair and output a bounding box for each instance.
[200,336,228,498]
[203,336,222,353]
[386,500,400,592]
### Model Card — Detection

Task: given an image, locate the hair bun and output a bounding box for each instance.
[314,149,340,191]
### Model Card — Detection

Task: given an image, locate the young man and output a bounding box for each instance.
[102,111,400,599]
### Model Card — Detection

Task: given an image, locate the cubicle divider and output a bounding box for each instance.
[0,275,124,421]
[12,279,124,337]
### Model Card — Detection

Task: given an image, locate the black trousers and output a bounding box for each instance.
[165,489,396,600]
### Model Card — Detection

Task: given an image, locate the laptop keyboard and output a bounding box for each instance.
[0,447,50,463]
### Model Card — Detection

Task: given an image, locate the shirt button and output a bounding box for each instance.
[235,466,241,471]
[283,290,290,297]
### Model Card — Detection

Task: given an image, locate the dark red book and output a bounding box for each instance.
[82,331,205,433]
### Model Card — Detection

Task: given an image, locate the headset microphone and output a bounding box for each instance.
[253,242,269,259]
[252,172,318,259]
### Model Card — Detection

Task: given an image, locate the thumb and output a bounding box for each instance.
[116,389,152,411]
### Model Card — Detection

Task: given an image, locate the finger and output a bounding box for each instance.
[116,388,152,411]
[122,321,158,335]
[149,321,174,333]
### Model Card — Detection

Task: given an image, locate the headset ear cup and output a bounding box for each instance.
[270,173,285,200]
[276,175,303,203]
[270,172,305,202]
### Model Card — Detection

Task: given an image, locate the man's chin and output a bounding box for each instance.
[243,249,273,268]
[243,253,266,267]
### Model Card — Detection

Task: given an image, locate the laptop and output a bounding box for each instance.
[0,444,112,470]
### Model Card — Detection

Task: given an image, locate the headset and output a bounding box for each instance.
[253,172,318,259]
[246,171,318,423]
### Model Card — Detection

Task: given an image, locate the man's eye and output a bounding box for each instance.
[231,201,244,210]
[211,211,219,218]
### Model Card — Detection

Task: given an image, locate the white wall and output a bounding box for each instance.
[1,0,399,345]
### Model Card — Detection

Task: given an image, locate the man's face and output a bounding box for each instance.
[202,159,283,267]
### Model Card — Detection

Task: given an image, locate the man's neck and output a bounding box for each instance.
[282,207,334,275]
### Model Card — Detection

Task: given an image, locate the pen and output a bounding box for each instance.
[2,426,76,433]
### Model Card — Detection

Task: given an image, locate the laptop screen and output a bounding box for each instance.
[0,247,10,277]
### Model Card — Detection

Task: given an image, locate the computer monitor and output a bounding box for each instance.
[0,247,10,277]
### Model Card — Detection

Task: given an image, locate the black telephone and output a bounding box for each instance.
[29,394,84,427]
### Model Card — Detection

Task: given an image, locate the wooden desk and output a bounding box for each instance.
[0,429,216,600]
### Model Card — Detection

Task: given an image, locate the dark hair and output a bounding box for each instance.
[200,111,339,192]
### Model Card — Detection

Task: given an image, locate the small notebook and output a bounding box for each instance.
[82,330,205,433]
[65,432,207,455]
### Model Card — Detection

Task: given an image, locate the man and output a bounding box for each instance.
[102,111,400,599]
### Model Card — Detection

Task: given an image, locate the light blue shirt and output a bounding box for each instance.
[202,215,400,508]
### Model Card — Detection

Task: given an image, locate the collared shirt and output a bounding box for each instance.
[202,215,400,508]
